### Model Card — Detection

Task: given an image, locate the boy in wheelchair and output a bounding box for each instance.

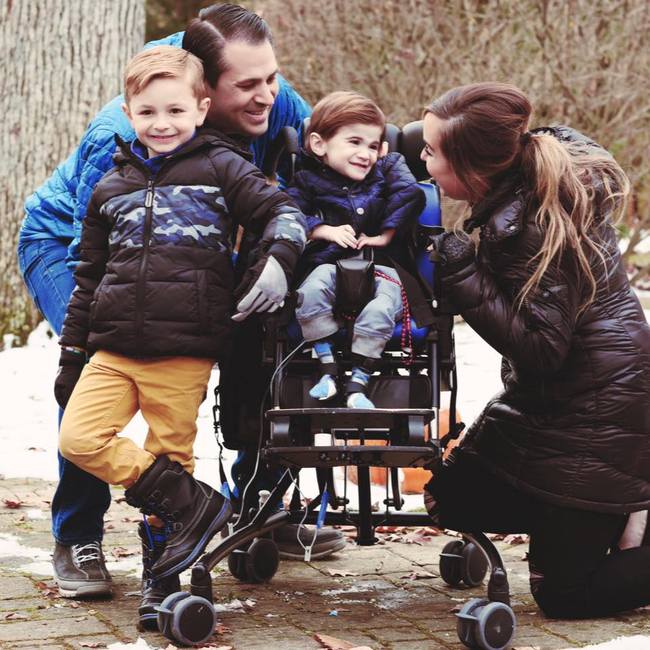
[286,91,428,408]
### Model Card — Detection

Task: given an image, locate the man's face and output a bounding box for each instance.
[206,39,279,137]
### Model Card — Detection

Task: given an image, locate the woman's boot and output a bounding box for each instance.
[125,455,232,579]
[137,520,181,630]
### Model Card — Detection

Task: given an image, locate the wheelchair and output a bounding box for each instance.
[154,121,517,650]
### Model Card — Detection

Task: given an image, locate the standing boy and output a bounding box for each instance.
[57,45,306,627]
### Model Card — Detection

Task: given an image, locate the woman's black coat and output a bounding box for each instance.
[444,127,650,514]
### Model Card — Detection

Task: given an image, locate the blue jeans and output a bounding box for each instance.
[18,238,111,545]
[296,263,403,358]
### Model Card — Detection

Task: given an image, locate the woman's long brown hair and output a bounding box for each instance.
[426,82,629,310]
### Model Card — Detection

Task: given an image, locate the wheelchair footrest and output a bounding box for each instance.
[262,444,438,469]
[267,407,434,445]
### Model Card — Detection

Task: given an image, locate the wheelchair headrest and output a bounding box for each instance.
[399,121,429,182]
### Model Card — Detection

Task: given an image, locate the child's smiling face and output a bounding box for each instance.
[310,123,383,181]
[124,75,210,158]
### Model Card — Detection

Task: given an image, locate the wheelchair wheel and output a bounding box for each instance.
[156,591,191,640]
[162,594,217,646]
[227,547,250,582]
[244,537,280,583]
[456,597,487,648]
[439,540,464,586]
[456,598,515,650]
[475,601,516,650]
[461,541,489,587]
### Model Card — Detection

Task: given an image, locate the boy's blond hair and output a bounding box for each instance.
[124,45,207,103]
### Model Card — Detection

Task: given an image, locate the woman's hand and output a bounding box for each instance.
[357,228,395,249]
[429,231,475,271]
[310,224,358,248]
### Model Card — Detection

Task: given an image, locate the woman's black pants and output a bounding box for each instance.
[430,450,650,619]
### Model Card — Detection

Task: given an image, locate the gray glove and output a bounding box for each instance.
[232,255,287,322]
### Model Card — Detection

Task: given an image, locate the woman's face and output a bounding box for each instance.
[421,113,471,201]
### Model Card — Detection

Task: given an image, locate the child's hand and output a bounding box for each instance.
[311,224,358,248]
[357,229,395,249]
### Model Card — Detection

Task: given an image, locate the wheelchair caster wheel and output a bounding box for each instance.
[456,597,487,647]
[439,540,464,586]
[228,547,250,581]
[157,591,217,646]
[440,540,489,588]
[461,541,489,587]
[456,598,516,650]
[244,537,280,583]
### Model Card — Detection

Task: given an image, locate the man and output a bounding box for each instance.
[18,2,344,602]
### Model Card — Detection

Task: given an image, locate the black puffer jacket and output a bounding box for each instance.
[60,129,306,360]
[445,127,650,514]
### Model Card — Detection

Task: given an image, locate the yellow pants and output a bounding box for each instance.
[59,350,214,488]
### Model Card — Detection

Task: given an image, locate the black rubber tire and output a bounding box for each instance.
[169,595,217,646]
[475,601,516,650]
[227,548,250,582]
[244,537,280,583]
[439,539,464,586]
[456,597,488,648]
[461,541,489,587]
[157,590,191,640]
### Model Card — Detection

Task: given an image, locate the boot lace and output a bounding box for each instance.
[72,541,102,567]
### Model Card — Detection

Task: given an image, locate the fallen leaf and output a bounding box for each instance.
[3,499,23,509]
[314,633,356,650]
[110,546,135,558]
[35,581,60,598]
[503,534,528,545]
[400,570,436,580]
[5,612,28,620]
[327,569,359,577]
[27,446,46,452]
[79,643,104,648]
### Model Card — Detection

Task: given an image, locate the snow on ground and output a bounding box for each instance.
[1,305,646,504]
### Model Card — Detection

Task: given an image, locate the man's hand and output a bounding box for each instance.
[311,224,358,248]
[54,348,86,409]
[357,228,395,249]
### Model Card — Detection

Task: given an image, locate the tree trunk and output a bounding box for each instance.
[0,0,145,346]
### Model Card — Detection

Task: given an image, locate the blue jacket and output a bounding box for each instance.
[286,151,425,272]
[19,32,311,270]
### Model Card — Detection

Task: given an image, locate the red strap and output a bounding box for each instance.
[374,269,414,365]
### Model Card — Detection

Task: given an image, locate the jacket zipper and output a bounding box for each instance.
[135,178,155,350]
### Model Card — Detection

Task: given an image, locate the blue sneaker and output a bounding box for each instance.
[346,392,375,409]
[309,374,338,400]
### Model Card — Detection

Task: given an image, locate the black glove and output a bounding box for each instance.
[429,231,476,272]
[54,348,86,409]
[232,240,300,322]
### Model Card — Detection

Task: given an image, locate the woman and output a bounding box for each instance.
[421,82,650,619]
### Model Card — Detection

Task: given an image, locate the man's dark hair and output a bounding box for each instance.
[182,3,273,88]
